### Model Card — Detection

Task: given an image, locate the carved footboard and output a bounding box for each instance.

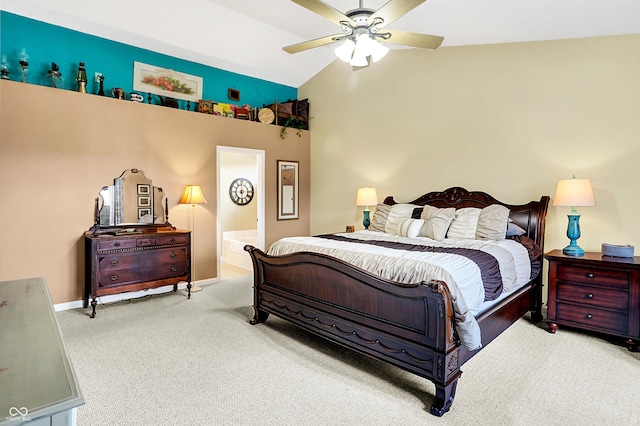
[245,245,463,416]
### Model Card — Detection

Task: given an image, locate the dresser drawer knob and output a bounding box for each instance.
[110,275,118,281]
[586,293,593,299]
[586,273,594,278]
[171,253,177,259]
[114,242,121,247]
[111,260,119,266]
[171,267,177,272]
[169,238,175,243]
[585,313,593,319]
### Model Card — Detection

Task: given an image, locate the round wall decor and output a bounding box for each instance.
[229,178,254,205]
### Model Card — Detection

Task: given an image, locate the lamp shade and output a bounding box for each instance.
[355,187,378,207]
[179,185,207,205]
[335,39,355,62]
[553,178,596,207]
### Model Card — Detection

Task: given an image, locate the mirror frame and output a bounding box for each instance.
[90,168,175,234]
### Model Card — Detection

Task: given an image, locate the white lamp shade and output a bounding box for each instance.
[335,39,355,62]
[350,34,371,67]
[179,185,207,205]
[355,187,378,206]
[553,178,596,207]
[369,39,389,62]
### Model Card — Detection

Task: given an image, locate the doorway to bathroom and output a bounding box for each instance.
[217,146,265,279]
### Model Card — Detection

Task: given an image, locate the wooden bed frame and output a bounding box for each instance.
[245,187,549,416]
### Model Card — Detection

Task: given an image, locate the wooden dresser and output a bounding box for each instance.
[84,227,191,318]
[545,250,640,351]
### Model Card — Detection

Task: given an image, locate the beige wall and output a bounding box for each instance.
[300,34,640,259]
[0,80,310,303]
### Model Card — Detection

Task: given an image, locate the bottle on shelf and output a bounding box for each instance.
[76,62,87,93]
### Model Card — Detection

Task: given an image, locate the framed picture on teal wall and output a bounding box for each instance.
[133,61,203,102]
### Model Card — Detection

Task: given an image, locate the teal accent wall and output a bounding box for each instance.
[0,12,297,108]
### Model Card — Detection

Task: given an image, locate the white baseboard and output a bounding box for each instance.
[54,278,219,312]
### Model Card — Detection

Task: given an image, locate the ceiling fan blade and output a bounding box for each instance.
[291,0,355,26]
[283,34,344,54]
[369,0,426,28]
[380,29,443,49]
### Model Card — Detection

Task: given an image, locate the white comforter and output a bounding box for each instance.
[267,230,532,351]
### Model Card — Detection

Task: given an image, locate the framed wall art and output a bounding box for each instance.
[277,160,298,220]
[133,61,203,102]
[137,184,150,195]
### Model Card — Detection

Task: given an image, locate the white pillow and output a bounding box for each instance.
[476,204,510,240]
[446,207,481,239]
[395,218,425,238]
[384,204,418,234]
[419,205,456,241]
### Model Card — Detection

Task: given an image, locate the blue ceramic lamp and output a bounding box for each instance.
[355,187,378,230]
[553,177,596,256]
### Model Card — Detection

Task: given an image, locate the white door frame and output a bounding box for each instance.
[216,146,265,279]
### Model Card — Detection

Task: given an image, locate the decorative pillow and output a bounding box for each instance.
[395,218,425,239]
[476,204,510,240]
[419,205,456,241]
[369,204,391,232]
[446,207,481,240]
[384,204,419,234]
[506,218,527,236]
[296,98,309,119]
[279,102,293,115]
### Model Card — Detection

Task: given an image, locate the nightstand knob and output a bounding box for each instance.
[110,275,118,281]
[586,293,594,299]
[585,313,593,319]
[171,267,177,272]
[586,273,594,278]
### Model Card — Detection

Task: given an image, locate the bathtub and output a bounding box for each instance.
[222,229,257,271]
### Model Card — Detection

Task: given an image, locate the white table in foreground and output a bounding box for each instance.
[0,277,84,425]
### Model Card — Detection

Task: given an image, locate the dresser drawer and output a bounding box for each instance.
[97,260,188,288]
[557,264,629,290]
[97,239,137,250]
[98,253,139,271]
[156,235,188,245]
[556,283,629,311]
[97,268,140,287]
[149,247,188,263]
[556,302,628,334]
[136,237,156,247]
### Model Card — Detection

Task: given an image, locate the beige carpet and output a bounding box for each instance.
[56,277,640,425]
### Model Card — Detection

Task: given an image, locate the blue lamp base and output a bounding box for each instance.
[362,209,371,230]
[562,214,585,256]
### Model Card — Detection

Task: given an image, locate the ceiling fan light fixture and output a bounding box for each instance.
[335,38,356,62]
[369,38,389,62]
[349,34,371,66]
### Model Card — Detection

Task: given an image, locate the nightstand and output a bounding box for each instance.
[545,250,640,351]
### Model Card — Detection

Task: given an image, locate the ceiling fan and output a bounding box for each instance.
[284,0,444,67]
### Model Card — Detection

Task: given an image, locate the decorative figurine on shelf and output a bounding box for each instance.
[97,74,105,96]
[18,49,29,83]
[46,62,64,89]
[76,62,87,93]
[1,55,10,80]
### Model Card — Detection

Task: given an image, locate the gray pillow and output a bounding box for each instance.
[369,204,391,232]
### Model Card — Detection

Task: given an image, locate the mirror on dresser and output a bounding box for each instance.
[85,168,192,318]
[92,168,171,232]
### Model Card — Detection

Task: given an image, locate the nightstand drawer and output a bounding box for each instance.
[557,264,629,290]
[556,302,628,334]
[556,283,629,311]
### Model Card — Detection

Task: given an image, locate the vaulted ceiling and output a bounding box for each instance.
[3,0,640,87]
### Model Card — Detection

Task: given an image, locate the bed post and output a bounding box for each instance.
[245,245,270,325]
[431,378,459,417]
